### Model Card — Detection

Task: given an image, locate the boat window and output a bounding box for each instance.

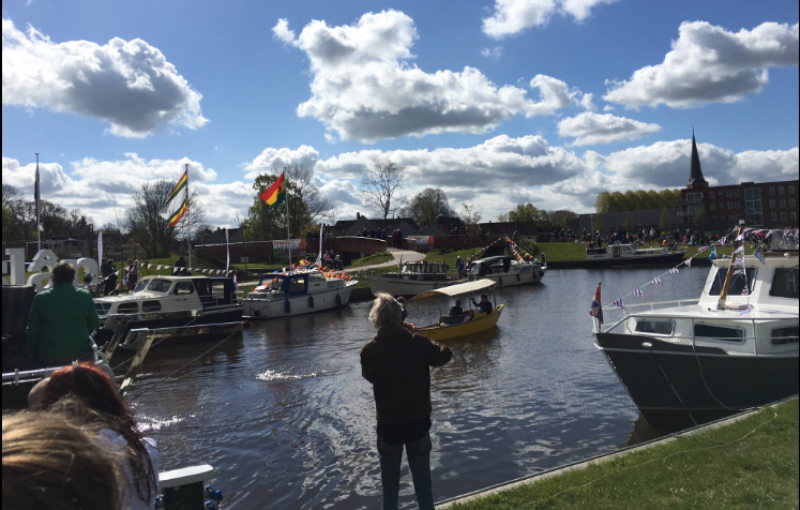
[117,302,139,314]
[95,303,111,315]
[635,319,674,335]
[771,326,799,346]
[174,282,195,295]
[289,277,306,293]
[142,300,162,312]
[133,280,148,293]
[708,268,756,296]
[147,279,173,293]
[769,268,799,299]
[694,324,744,343]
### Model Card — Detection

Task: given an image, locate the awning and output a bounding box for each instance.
[410,279,496,302]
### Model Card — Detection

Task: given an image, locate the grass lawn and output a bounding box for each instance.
[350,252,393,268]
[446,400,799,510]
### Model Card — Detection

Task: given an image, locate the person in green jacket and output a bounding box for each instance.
[27,262,100,368]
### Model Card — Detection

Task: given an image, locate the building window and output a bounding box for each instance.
[710,203,716,211]
[745,187,763,225]
[769,187,775,195]
[790,185,795,194]
[791,199,796,208]
[734,189,740,196]
[779,186,785,195]
[728,202,733,210]
[712,216,717,222]
[770,199,776,208]
[736,202,741,209]
[792,212,798,221]
[709,191,715,199]
[727,190,733,197]
[780,199,786,208]
[781,212,787,221]
[687,205,697,215]
[720,202,725,209]
[686,192,703,203]
[720,214,726,220]
[771,213,777,221]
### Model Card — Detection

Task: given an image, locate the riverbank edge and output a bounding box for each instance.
[435,396,799,509]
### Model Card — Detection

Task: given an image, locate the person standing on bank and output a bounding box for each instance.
[26,262,100,368]
[361,294,452,510]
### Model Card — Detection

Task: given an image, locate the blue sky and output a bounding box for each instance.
[2,0,798,227]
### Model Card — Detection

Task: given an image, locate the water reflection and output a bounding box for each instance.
[133,268,709,509]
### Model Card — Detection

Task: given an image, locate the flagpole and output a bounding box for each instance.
[285,175,292,267]
[35,153,41,252]
[184,163,192,270]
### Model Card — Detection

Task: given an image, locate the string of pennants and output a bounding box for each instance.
[505,237,538,263]
[600,227,780,314]
[98,264,238,282]
[96,261,355,282]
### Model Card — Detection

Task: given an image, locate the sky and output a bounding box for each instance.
[2,0,798,229]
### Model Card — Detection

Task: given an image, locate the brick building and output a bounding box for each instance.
[680,133,799,229]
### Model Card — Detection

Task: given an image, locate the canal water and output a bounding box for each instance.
[132,267,708,509]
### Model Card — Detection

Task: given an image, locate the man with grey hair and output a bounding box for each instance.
[361,293,452,510]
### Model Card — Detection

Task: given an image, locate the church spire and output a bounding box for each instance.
[687,130,708,189]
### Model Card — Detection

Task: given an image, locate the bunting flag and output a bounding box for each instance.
[260,172,287,210]
[651,277,663,285]
[668,267,679,274]
[742,285,749,296]
[734,245,745,254]
[734,268,746,276]
[735,232,745,241]
[633,288,644,297]
[708,246,717,261]
[159,170,189,228]
[720,236,728,246]
[147,263,152,269]
[698,245,709,253]
[753,245,766,265]
[685,258,692,268]
[612,298,625,309]
[738,304,753,316]
[589,283,603,325]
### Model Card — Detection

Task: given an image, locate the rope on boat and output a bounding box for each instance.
[128,332,237,401]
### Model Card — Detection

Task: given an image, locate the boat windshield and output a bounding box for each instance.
[146,279,173,293]
[133,280,148,293]
[708,268,756,296]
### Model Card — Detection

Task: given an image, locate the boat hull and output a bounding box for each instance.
[472,268,545,287]
[242,284,355,319]
[365,275,464,297]
[595,332,799,432]
[585,251,685,269]
[421,305,504,341]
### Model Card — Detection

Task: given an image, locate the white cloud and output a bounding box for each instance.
[275,11,583,142]
[604,21,800,109]
[272,18,296,45]
[557,112,661,146]
[481,46,504,61]
[243,145,320,180]
[482,0,619,38]
[2,18,208,137]
[578,92,596,111]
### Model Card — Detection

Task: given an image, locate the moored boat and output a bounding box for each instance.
[364,262,464,297]
[593,229,799,432]
[242,269,357,319]
[585,243,685,268]
[411,280,504,341]
[468,255,545,286]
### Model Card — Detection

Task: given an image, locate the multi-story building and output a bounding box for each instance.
[680,133,799,229]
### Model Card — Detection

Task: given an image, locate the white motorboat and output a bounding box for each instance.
[468,256,545,287]
[585,243,685,268]
[92,276,243,346]
[242,270,357,319]
[593,229,799,432]
[363,262,464,297]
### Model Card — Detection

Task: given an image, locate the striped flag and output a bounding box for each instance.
[668,267,680,274]
[612,298,625,309]
[733,268,746,276]
[260,172,287,210]
[698,246,709,253]
[742,285,749,296]
[160,170,189,228]
[720,236,727,245]
[589,283,603,325]
[734,245,744,254]
[633,288,644,297]
[685,258,692,268]
[736,232,745,241]
[651,277,663,285]
[753,245,766,265]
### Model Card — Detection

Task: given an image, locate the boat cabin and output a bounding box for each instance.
[95,276,238,318]
[250,271,345,300]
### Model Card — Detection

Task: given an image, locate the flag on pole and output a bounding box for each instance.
[225,228,230,272]
[316,224,323,267]
[708,246,717,261]
[97,231,103,263]
[260,172,287,210]
[633,288,644,297]
[233,271,238,290]
[160,170,189,228]
[651,277,663,285]
[753,245,766,265]
[34,161,43,232]
[589,283,603,325]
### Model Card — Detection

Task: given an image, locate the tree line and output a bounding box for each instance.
[595,189,681,213]
[2,184,92,248]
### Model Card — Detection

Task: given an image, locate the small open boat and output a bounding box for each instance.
[411,280,504,341]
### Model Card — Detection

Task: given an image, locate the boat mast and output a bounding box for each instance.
[717,225,744,310]
[285,173,292,267]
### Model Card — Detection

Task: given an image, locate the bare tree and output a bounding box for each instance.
[360,162,407,221]
[460,203,483,246]
[284,164,333,234]
[400,188,453,226]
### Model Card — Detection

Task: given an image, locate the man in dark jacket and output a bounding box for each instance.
[361,293,452,510]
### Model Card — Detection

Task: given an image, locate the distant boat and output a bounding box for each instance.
[593,229,799,432]
[585,243,685,268]
[363,262,464,297]
[242,270,357,319]
[468,255,545,287]
[411,280,504,341]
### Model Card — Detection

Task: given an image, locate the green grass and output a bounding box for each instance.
[447,400,799,510]
[423,248,476,268]
[350,252,393,268]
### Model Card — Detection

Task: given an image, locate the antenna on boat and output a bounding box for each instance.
[717,225,744,310]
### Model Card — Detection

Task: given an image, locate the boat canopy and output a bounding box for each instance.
[411,279,496,302]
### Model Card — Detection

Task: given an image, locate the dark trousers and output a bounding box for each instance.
[104,277,117,296]
[377,434,434,510]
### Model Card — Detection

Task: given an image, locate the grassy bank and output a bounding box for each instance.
[445,400,799,510]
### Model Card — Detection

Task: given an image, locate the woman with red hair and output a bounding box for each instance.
[37,361,159,510]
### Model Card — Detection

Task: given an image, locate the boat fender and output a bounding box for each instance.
[284,299,291,315]
[308,295,315,309]
[335,293,342,307]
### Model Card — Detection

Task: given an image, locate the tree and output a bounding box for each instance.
[595,192,612,214]
[594,188,681,213]
[125,180,206,258]
[285,164,333,232]
[246,173,313,241]
[506,203,549,225]
[549,210,579,230]
[623,211,635,234]
[693,205,710,234]
[360,162,407,221]
[400,188,453,226]
[460,203,482,244]
[659,207,672,233]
